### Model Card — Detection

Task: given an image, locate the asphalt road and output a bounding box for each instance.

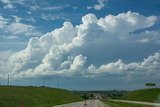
[53,100,109,107]
[111,99,160,107]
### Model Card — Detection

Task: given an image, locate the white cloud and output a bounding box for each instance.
[82,13,98,25]
[41,6,69,11]
[25,18,36,23]
[41,13,59,21]
[1,0,67,12]
[87,0,108,11]
[0,0,10,4]
[97,11,157,39]
[0,15,42,37]
[7,22,34,35]
[28,4,69,12]
[3,3,14,9]
[0,15,8,29]
[87,52,160,76]
[70,54,86,71]
[0,0,24,4]
[73,6,78,11]
[41,13,70,22]
[2,36,18,39]
[12,15,22,22]
[0,0,19,10]
[138,38,149,43]
[26,11,32,15]
[0,11,159,79]
[135,30,160,45]
[0,51,15,76]
[87,6,92,10]
[94,0,107,10]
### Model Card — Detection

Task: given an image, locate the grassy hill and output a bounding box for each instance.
[104,88,160,107]
[120,88,160,103]
[0,86,83,107]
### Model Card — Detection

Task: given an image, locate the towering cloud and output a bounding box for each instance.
[0,11,159,79]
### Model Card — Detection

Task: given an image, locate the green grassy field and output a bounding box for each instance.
[104,88,160,107]
[120,88,160,103]
[0,86,83,107]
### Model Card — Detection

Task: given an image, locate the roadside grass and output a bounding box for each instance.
[0,86,83,107]
[120,88,160,103]
[104,100,154,107]
[103,88,160,107]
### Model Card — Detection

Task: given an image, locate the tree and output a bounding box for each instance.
[145,83,156,88]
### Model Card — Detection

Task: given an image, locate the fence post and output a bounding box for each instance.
[19,100,24,107]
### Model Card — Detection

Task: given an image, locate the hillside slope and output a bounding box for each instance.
[0,86,83,107]
[120,88,160,103]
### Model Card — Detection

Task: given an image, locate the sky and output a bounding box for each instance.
[0,0,160,90]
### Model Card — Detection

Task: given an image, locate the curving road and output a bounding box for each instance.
[53,100,109,107]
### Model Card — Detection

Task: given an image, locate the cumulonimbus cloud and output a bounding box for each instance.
[0,11,160,79]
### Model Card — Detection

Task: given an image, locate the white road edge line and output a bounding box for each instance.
[53,100,91,107]
[109,99,160,107]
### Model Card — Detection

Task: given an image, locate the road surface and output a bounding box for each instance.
[53,100,109,107]
[110,99,160,107]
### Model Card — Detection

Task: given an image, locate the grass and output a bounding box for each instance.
[104,100,154,107]
[0,86,84,107]
[103,88,160,107]
[120,88,160,103]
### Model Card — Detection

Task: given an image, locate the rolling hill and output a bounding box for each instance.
[120,88,160,103]
[104,88,160,107]
[0,86,83,107]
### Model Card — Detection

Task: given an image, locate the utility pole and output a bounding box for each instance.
[7,74,9,86]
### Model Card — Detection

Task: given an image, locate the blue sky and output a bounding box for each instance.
[0,0,160,90]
